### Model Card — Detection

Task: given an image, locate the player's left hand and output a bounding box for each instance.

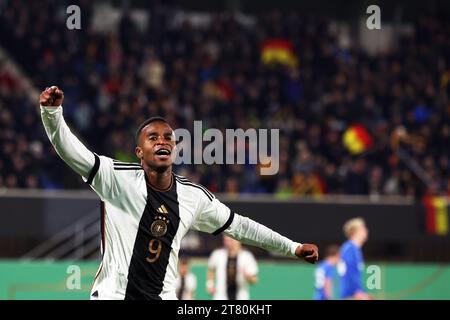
[242,270,258,284]
[39,86,64,107]
[295,243,319,264]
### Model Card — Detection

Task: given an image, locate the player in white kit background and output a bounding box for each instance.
[207,236,259,300]
[39,86,319,300]
[175,257,197,300]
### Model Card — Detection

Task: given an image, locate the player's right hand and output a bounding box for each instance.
[39,86,64,107]
[207,286,215,295]
[295,243,319,264]
[206,279,215,295]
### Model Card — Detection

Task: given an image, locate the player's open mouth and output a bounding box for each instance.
[155,148,172,159]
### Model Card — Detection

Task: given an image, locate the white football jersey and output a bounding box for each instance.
[41,105,300,300]
[88,160,231,300]
[208,248,258,300]
[175,272,197,300]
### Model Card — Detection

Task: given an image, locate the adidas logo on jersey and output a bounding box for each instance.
[157,204,168,214]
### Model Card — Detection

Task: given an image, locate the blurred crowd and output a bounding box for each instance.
[0,0,449,197]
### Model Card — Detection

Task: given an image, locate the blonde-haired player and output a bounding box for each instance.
[338,217,373,300]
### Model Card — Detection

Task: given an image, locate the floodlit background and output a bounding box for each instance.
[0,0,449,299]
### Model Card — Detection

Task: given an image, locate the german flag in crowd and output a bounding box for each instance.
[342,124,373,155]
[261,39,298,68]
[422,196,449,235]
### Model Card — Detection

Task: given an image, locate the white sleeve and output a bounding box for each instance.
[225,213,301,258]
[41,105,119,200]
[41,105,95,178]
[191,191,233,235]
[188,273,197,291]
[192,190,301,258]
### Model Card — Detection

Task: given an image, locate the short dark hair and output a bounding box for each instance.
[325,245,340,258]
[135,116,170,144]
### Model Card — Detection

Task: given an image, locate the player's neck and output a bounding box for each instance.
[144,167,173,191]
[350,237,363,247]
[227,248,240,257]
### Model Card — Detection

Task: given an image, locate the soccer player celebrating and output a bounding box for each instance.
[338,217,373,300]
[39,86,318,300]
[207,235,258,300]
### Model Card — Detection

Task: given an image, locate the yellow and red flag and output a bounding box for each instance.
[342,124,373,155]
[261,39,298,68]
[422,196,449,235]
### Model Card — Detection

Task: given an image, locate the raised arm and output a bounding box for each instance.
[40,86,96,180]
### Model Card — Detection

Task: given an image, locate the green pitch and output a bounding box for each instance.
[0,260,449,299]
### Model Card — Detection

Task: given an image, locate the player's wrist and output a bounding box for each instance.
[292,242,302,257]
[40,105,62,111]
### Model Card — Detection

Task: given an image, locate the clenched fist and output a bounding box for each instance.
[295,243,319,264]
[39,86,64,107]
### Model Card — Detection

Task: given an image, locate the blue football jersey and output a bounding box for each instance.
[338,240,365,299]
[313,261,335,300]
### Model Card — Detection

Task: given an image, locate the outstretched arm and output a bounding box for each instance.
[225,213,318,263]
[40,86,96,180]
[193,193,319,263]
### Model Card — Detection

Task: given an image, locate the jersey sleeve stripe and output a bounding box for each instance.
[212,211,235,236]
[113,164,142,167]
[175,177,213,201]
[113,161,142,166]
[86,153,100,185]
[100,200,106,255]
[174,174,214,199]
